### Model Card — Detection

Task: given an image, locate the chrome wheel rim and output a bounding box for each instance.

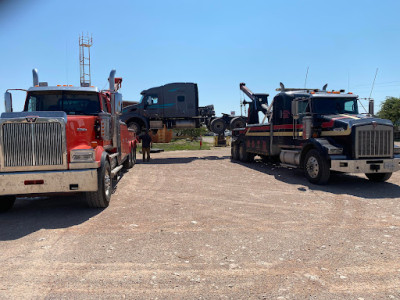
[104,172,111,198]
[306,156,319,178]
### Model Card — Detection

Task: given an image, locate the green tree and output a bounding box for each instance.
[377,97,400,126]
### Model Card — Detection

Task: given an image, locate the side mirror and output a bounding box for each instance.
[4,92,13,113]
[291,100,299,119]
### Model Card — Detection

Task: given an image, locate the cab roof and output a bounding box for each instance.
[282,90,358,99]
[28,86,99,93]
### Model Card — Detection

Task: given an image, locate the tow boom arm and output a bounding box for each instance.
[240,83,257,102]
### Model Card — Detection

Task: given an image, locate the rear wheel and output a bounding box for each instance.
[231,144,240,160]
[132,147,137,166]
[303,149,330,184]
[123,147,135,169]
[86,160,112,208]
[0,196,16,212]
[239,143,253,162]
[210,118,227,135]
[365,172,392,182]
[229,117,246,130]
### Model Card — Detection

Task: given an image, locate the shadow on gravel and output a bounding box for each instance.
[232,158,400,199]
[0,195,102,241]
[0,172,128,241]
[141,155,230,165]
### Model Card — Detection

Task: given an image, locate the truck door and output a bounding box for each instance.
[271,94,296,146]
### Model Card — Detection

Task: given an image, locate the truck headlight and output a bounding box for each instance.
[328,148,343,155]
[70,149,95,163]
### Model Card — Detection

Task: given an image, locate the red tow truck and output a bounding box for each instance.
[232,83,400,184]
[0,69,137,211]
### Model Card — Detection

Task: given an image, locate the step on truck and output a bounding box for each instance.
[121,83,246,135]
[231,83,400,184]
[0,69,137,212]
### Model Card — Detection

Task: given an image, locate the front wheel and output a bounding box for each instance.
[128,121,142,135]
[0,196,16,212]
[365,172,392,182]
[86,160,112,208]
[303,149,330,184]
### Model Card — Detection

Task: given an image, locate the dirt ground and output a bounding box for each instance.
[1,147,400,299]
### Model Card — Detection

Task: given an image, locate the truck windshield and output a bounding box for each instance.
[312,97,359,115]
[25,91,101,115]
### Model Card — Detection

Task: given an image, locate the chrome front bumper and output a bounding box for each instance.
[0,169,98,196]
[330,157,400,173]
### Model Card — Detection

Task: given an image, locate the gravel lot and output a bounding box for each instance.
[1,147,400,299]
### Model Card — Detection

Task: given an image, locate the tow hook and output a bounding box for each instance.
[370,164,380,172]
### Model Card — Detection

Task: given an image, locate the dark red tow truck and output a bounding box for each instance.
[231,83,400,184]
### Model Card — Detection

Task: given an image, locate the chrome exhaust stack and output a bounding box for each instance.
[32,69,39,86]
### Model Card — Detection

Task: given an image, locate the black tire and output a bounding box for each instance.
[132,147,137,166]
[229,117,246,130]
[86,160,112,208]
[303,149,330,184]
[123,147,134,169]
[210,118,227,135]
[239,143,253,162]
[231,144,240,161]
[0,196,16,213]
[128,121,142,135]
[365,172,392,182]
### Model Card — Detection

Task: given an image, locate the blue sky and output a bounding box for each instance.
[1,0,400,115]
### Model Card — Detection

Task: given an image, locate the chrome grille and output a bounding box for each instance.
[2,122,64,167]
[355,125,393,158]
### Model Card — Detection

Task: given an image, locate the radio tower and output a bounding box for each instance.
[79,33,93,87]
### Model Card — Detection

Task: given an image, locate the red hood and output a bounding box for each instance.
[66,116,97,152]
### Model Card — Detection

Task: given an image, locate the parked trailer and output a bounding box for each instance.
[232,83,400,184]
[0,69,137,212]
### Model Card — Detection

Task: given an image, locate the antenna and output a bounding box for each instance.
[79,33,93,87]
[304,66,309,88]
[369,68,379,99]
[66,40,68,85]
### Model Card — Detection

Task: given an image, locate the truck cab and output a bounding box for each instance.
[0,69,137,212]
[121,83,201,133]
